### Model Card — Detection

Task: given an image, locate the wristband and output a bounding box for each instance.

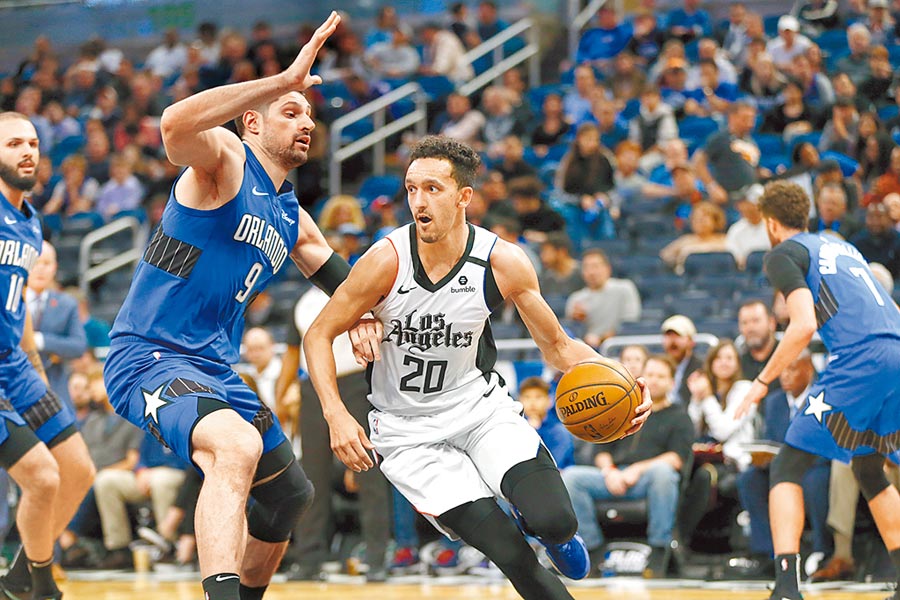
[308,252,351,296]
[755,376,770,387]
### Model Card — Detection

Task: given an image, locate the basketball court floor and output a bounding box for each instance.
[61,571,894,600]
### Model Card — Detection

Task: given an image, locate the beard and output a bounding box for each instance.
[261,129,308,171]
[0,160,37,192]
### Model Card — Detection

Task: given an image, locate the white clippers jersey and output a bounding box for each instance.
[369,224,504,417]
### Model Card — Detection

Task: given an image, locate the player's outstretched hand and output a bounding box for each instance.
[735,378,767,420]
[327,409,375,472]
[349,314,383,366]
[283,11,341,91]
[623,377,652,437]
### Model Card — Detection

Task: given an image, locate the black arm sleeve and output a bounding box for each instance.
[308,252,351,296]
[764,240,811,298]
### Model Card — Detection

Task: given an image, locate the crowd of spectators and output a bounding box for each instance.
[5,0,900,585]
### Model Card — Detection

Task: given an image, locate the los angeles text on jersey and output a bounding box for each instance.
[233,214,289,272]
[0,240,39,272]
[383,310,474,351]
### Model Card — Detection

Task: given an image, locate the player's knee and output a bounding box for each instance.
[770,445,816,489]
[247,461,314,543]
[210,427,263,476]
[25,460,60,499]
[852,454,890,501]
[523,503,578,545]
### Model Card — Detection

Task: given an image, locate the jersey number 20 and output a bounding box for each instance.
[400,355,447,394]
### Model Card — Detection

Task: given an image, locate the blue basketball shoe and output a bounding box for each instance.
[510,504,590,580]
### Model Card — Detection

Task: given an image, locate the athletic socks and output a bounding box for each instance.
[239,583,267,600]
[202,573,241,600]
[770,553,803,600]
[29,557,60,600]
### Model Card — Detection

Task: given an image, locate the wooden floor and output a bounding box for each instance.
[57,578,893,600]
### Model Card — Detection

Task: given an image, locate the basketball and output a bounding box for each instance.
[555,358,640,444]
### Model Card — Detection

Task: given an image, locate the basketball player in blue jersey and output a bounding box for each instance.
[736,180,900,600]
[102,12,374,600]
[304,136,653,600]
[0,112,96,600]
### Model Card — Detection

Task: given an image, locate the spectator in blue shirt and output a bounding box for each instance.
[667,0,713,43]
[476,0,508,40]
[565,65,604,126]
[576,6,634,70]
[519,377,574,469]
[684,59,739,118]
[363,6,398,49]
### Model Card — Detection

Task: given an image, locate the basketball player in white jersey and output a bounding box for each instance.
[304,136,652,599]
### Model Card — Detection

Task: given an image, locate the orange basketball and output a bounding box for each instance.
[555,358,640,444]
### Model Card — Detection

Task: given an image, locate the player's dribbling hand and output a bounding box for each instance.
[735,379,766,420]
[283,11,342,91]
[349,315,383,366]
[327,409,376,472]
[622,377,652,437]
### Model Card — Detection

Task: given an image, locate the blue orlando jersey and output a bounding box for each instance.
[0,193,41,352]
[111,144,300,364]
[794,232,900,352]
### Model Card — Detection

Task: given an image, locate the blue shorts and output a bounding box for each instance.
[103,336,292,478]
[786,339,900,465]
[0,347,75,446]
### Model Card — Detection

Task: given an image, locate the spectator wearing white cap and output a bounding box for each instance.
[725,183,771,268]
[661,315,704,405]
[766,15,813,71]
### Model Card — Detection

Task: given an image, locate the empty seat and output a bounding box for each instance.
[635,274,686,303]
[613,255,670,279]
[682,251,739,278]
[358,174,402,206]
[744,250,767,276]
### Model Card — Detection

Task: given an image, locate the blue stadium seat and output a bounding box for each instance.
[759,153,790,173]
[790,131,822,152]
[340,119,374,144]
[492,321,526,340]
[820,151,859,178]
[879,105,900,122]
[613,255,669,278]
[890,45,900,68]
[617,321,666,336]
[682,251,739,278]
[667,292,718,321]
[545,293,569,316]
[620,97,641,121]
[815,29,849,55]
[626,214,678,239]
[583,238,632,257]
[544,143,570,162]
[64,212,104,232]
[745,250,767,276]
[753,133,785,156]
[526,83,570,110]
[317,80,352,102]
[416,75,455,101]
[635,274,685,303]
[694,317,739,339]
[678,116,719,146]
[48,134,85,167]
[634,233,681,256]
[358,174,402,206]
[763,15,781,38]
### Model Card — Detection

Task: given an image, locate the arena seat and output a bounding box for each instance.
[635,274,686,303]
[358,174,402,207]
[744,250,767,276]
[682,251,739,278]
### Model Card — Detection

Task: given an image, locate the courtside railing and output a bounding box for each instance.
[78,216,147,295]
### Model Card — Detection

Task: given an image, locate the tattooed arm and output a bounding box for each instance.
[20,292,49,386]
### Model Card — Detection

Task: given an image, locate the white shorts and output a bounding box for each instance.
[368,385,543,531]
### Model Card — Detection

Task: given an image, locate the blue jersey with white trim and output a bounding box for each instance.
[793,232,900,352]
[0,192,41,352]
[111,144,300,364]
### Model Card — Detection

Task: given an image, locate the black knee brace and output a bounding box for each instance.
[500,445,578,545]
[852,454,891,501]
[769,445,818,489]
[247,460,314,543]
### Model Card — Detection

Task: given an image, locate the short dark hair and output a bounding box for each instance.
[759,180,810,230]
[519,376,550,395]
[507,175,544,199]
[646,354,677,377]
[581,247,610,265]
[542,231,573,254]
[738,298,772,316]
[408,135,481,188]
[233,102,272,138]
